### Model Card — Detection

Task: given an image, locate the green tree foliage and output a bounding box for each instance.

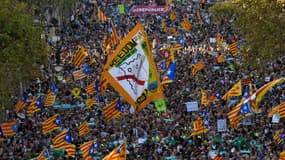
[210,0,285,69]
[0,0,48,113]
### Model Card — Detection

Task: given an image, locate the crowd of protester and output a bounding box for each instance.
[1,0,285,159]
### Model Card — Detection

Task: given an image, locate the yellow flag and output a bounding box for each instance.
[180,17,192,32]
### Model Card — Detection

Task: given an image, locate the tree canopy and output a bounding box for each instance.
[209,0,285,69]
[0,0,48,113]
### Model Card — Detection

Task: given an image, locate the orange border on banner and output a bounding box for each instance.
[105,23,164,111]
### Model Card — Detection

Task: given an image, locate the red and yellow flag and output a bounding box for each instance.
[192,60,205,77]
[180,17,192,32]
[78,121,89,137]
[222,81,242,101]
[190,118,208,137]
[201,89,208,106]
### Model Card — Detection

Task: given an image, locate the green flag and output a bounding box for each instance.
[118,4,125,14]
[154,98,167,113]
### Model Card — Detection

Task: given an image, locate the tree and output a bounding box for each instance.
[209,0,285,69]
[0,0,48,116]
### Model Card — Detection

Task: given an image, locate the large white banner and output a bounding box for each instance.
[105,23,164,111]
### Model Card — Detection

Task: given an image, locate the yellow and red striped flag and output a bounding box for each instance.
[229,41,239,56]
[44,90,56,107]
[279,151,285,160]
[180,17,192,32]
[192,60,205,77]
[78,121,89,137]
[52,130,76,158]
[26,97,44,115]
[110,20,119,46]
[222,81,242,101]
[98,8,107,22]
[85,80,97,94]
[99,70,108,93]
[190,118,208,137]
[80,139,98,160]
[201,89,208,106]
[65,144,76,158]
[213,154,223,160]
[254,78,284,106]
[268,102,285,118]
[0,120,18,137]
[14,97,27,113]
[73,46,88,67]
[37,147,51,160]
[274,130,283,144]
[227,102,243,126]
[73,69,87,81]
[103,98,122,121]
[102,140,127,160]
[85,98,97,109]
[42,114,61,134]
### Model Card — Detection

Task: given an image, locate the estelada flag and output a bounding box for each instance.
[73,46,88,67]
[222,80,242,101]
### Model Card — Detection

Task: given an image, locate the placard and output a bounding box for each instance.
[217,119,227,132]
[272,114,280,123]
[186,101,198,112]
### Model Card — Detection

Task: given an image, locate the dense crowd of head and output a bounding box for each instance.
[1,0,285,160]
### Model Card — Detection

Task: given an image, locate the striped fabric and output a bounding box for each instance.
[102,140,126,160]
[180,17,192,32]
[255,78,284,106]
[103,98,121,121]
[100,71,108,93]
[268,102,285,118]
[192,60,205,77]
[85,80,97,94]
[201,89,208,106]
[52,130,75,158]
[44,90,56,107]
[52,130,69,149]
[65,144,76,158]
[274,130,283,144]
[73,69,87,81]
[190,118,208,137]
[222,81,242,101]
[111,21,119,46]
[227,102,243,125]
[213,154,223,160]
[279,151,285,160]
[78,121,89,137]
[98,8,107,22]
[26,98,38,115]
[241,77,251,85]
[73,47,88,67]
[37,147,50,160]
[85,98,97,109]
[80,139,98,160]
[0,120,18,137]
[42,114,61,134]
[26,97,43,115]
[14,97,26,113]
[229,41,239,55]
